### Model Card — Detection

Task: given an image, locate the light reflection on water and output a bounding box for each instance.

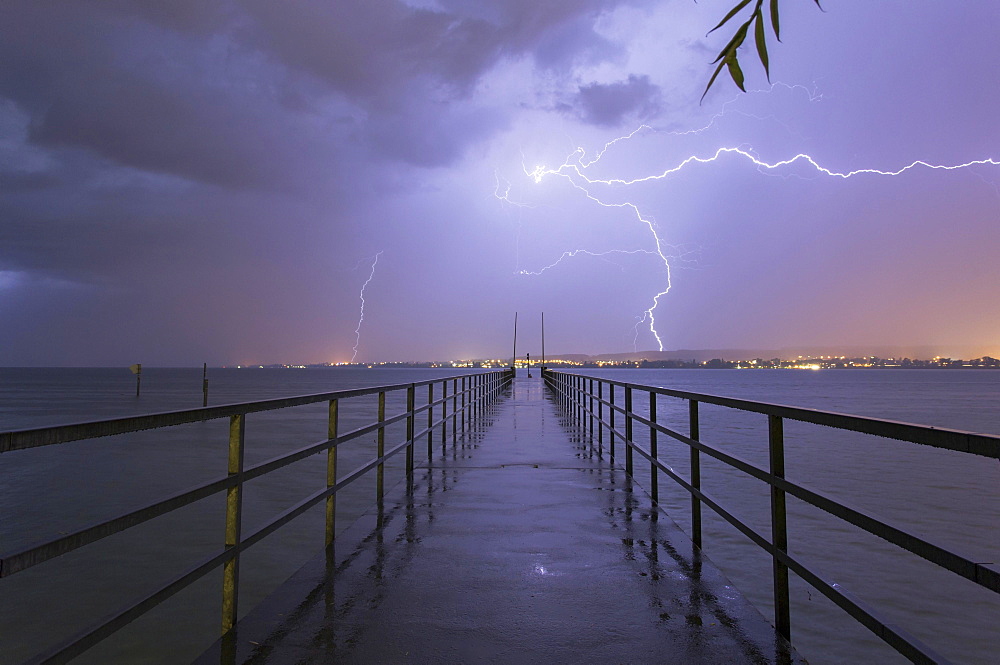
[0,368,997,664]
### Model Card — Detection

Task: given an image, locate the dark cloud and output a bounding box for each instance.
[3,0,995,366]
[0,0,645,183]
[573,74,661,126]
[240,0,630,103]
[26,73,298,190]
[0,171,60,191]
[0,3,313,190]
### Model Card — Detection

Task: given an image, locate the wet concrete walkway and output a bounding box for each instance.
[196,376,800,664]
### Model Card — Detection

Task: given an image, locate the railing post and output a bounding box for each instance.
[689,400,702,549]
[377,391,386,500]
[568,375,573,418]
[649,391,658,506]
[474,374,480,424]
[609,384,616,460]
[452,378,458,442]
[588,378,595,440]
[460,376,466,436]
[769,414,791,641]
[325,399,338,548]
[406,384,415,478]
[427,383,434,459]
[572,376,577,423]
[222,413,245,634]
[625,386,633,475]
[441,380,448,449]
[597,380,604,451]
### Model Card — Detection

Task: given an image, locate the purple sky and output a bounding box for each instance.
[2,1,999,366]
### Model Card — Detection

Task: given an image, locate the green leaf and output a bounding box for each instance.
[701,58,729,103]
[770,0,781,40]
[711,21,750,64]
[708,0,752,35]
[726,54,746,91]
[754,11,769,79]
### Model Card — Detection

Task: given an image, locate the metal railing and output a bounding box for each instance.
[1,369,513,664]
[543,369,999,665]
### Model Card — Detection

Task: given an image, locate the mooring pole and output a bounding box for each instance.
[541,312,545,370]
[511,312,518,372]
[202,363,209,407]
[130,363,142,397]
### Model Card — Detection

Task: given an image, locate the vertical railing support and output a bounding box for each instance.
[377,391,386,500]
[649,391,658,506]
[597,380,604,452]
[609,384,616,460]
[427,383,434,459]
[406,384,415,478]
[222,413,245,634]
[441,380,448,450]
[588,378,595,440]
[452,379,458,442]
[625,386,633,475]
[460,376,467,437]
[769,414,791,641]
[325,399,338,547]
[689,400,702,549]
[472,374,477,426]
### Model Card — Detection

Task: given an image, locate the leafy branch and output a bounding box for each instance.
[702,0,822,102]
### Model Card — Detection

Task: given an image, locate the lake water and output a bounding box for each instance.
[1,367,998,664]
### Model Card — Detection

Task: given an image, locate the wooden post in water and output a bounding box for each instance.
[202,363,209,407]
[130,364,142,397]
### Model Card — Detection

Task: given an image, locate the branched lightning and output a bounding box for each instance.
[351,251,383,363]
[516,248,658,275]
[512,109,999,351]
[533,148,1000,187]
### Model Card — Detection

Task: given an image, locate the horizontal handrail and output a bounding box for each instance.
[544,369,996,664]
[555,374,1000,459]
[6,369,513,665]
[0,372,489,453]
[620,436,950,664]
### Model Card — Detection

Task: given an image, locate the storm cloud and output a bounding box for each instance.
[1,0,998,365]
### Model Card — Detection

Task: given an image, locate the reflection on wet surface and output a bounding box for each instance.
[196,376,801,664]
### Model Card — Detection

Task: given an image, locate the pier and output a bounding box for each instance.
[195,375,798,664]
[2,369,998,663]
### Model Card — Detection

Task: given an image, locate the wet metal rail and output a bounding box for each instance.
[543,369,1000,665]
[0,369,512,665]
[194,374,803,665]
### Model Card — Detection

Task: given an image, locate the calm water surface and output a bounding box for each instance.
[1,368,998,664]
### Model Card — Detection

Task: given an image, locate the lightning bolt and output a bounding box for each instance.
[516,248,659,276]
[351,251,383,363]
[518,122,999,351]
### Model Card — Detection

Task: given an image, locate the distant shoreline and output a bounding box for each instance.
[220,357,1000,370]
